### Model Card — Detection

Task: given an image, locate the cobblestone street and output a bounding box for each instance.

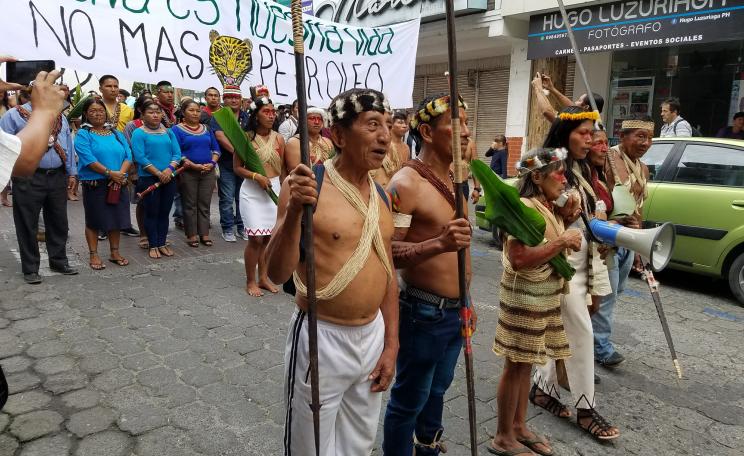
[1,197,743,455]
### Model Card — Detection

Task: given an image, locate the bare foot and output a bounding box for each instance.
[245,282,264,297]
[258,278,278,294]
[1,199,11,207]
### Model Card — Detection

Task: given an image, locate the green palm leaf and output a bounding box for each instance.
[66,93,90,122]
[470,160,575,280]
[213,107,278,204]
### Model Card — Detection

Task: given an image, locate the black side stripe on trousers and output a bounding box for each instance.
[284,310,306,456]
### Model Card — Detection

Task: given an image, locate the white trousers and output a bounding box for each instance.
[284,309,384,456]
[534,230,596,409]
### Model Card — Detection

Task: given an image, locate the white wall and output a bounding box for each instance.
[505,40,530,153]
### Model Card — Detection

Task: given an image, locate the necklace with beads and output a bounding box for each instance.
[182,123,203,133]
[90,128,112,136]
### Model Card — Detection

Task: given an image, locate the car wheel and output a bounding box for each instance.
[492,226,503,251]
[728,252,744,305]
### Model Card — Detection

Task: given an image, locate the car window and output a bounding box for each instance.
[641,142,675,180]
[673,143,744,186]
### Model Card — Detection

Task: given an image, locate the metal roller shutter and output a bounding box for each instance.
[565,57,576,101]
[412,76,426,109]
[474,68,510,157]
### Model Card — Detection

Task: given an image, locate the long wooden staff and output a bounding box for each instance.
[444,1,477,454]
[555,0,682,379]
[289,2,321,454]
[135,165,186,199]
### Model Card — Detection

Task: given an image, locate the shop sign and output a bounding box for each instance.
[527,0,744,59]
[314,0,487,27]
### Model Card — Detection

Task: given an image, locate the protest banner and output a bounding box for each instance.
[3,0,420,107]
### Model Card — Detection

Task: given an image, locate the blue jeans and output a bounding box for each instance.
[172,191,182,221]
[383,294,462,455]
[592,247,634,361]
[138,176,176,248]
[217,164,243,234]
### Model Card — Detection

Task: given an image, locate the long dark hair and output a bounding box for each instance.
[543,106,596,211]
[133,94,153,120]
[246,97,274,140]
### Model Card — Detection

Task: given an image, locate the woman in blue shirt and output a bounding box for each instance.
[131,101,181,259]
[75,98,133,270]
[485,134,509,178]
[172,100,220,247]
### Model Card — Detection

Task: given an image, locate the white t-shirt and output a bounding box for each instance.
[0,130,21,184]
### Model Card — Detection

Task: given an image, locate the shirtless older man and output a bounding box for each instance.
[383,93,476,455]
[266,88,399,456]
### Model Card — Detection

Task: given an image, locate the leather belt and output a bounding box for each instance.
[35,166,65,175]
[401,284,461,310]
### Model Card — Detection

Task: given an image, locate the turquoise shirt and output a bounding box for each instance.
[131,127,181,177]
[75,129,132,181]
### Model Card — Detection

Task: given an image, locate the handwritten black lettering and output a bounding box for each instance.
[305,56,321,100]
[119,19,151,71]
[180,31,204,79]
[69,9,96,60]
[155,27,183,77]
[30,2,71,56]
[258,43,274,86]
[273,48,289,97]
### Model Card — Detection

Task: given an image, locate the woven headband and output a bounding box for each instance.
[307,107,326,118]
[557,111,600,122]
[329,90,391,127]
[410,95,468,130]
[621,120,655,131]
[516,148,567,176]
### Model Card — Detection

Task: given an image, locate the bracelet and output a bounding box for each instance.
[104,168,110,177]
[251,172,257,180]
[168,164,176,172]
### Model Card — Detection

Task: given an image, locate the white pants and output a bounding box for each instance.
[534,229,596,409]
[284,309,384,456]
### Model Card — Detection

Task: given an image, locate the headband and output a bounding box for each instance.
[223,84,242,97]
[557,111,600,122]
[410,95,468,130]
[328,90,391,127]
[621,120,655,131]
[516,148,567,176]
[307,107,326,118]
[248,85,272,112]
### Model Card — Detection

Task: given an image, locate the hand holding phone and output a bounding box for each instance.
[0,56,26,92]
[5,60,55,86]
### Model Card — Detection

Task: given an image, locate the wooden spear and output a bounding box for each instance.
[289,1,321,454]
[444,1,478,454]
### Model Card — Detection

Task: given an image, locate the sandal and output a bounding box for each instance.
[187,238,199,248]
[148,248,161,259]
[529,384,570,418]
[158,246,174,257]
[517,434,553,456]
[199,237,213,246]
[108,248,129,267]
[89,251,105,270]
[486,445,532,455]
[577,408,620,441]
[138,237,149,249]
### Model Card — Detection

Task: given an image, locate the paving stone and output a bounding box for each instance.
[19,328,58,344]
[163,351,204,370]
[188,428,245,455]
[135,426,202,456]
[2,390,52,415]
[0,413,8,432]
[75,430,132,456]
[170,324,207,340]
[0,318,9,329]
[179,365,222,387]
[148,337,189,356]
[5,307,40,321]
[33,355,75,375]
[117,404,169,435]
[43,370,89,394]
[198,383,246,407]
[152,383,197,408]
[18,433,72,456]
[79,353,120,374]
[0,355,32,373]
[121,352,160,371]
[92,368,135,392]
[66,406,117,437]
[61,388,101,409]
[0,335,26,358]
[25,340,67,359]
[6,371,41,394]
[107,338,146,356]
[0,434,18,456]
[11,318,50,333]
[168,402,217,430]
[137,367,179,389]
[69,339,108,356]
[9,410,64,442]
[226,336,262,355]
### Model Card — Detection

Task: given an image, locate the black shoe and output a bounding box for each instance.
[23,273,43,284]
[50,265,79,275]
[121,227,140,236]
[594,373,601,384]
[98,232,107,240]
[599,351,626,368]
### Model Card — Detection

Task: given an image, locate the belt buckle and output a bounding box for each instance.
[438,297,446,310]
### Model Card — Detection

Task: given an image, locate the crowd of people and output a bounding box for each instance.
[0,55,726,456]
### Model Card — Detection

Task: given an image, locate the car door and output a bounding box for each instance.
[643,141,744,273]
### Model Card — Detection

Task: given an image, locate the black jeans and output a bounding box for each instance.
[11,170,70,274]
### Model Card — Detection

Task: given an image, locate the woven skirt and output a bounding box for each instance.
[493,273,571,365]
[82,180,131,232]
[239,176,279,237]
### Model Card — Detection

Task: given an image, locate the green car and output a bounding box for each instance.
[475,137,744,304]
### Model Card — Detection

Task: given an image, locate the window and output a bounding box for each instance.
[673,144,744,186]
[641,143,674,180]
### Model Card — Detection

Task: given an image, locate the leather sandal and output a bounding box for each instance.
[529,384,570,418]
[577,407,620,440]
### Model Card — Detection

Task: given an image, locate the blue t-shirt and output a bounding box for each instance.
[131,127,181,177]
[209,110,249,170]
[75,129,132,181]
[171,124,220,164]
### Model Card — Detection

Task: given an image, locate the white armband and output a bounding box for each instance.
[392,212,413,228]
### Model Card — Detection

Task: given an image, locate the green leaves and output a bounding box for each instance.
[470,160,575,280]
[66,93,90,122]
[212,107,278,204]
